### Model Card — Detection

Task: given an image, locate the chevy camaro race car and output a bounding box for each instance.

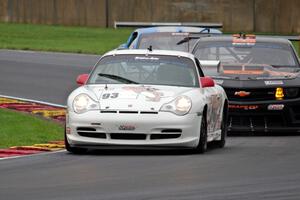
[119,26,222,51]
[192,34,300,132]
[65,49,228,154]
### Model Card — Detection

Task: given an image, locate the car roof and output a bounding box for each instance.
[104,49,196,60]
[194,35,293,45]
[134,26,222,34]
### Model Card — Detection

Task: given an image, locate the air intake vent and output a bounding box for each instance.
[140,111,158,114]
[119,111,139,114]
[110,133,146,140]
[150,134,181,140]
[101,110,117,113]
[77,132,106,139]
[161,129,182,133]
[77,127,96,131]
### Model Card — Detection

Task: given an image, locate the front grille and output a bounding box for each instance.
[110,133,146,140]
[225,88,275,101]
[225,87,300,101]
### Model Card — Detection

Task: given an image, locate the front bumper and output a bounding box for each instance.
[66,110,202,149]
[228,99,300,132]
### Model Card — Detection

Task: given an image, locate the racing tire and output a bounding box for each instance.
[194,114,208,154]
[64,128,87,154]
[214,110,227,148]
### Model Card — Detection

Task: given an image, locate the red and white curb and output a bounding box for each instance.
[0,95,66,159]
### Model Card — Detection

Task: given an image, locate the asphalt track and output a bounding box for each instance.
[1,50,300,200]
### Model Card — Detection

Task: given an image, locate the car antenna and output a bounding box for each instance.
[147,45,153,51]
[105,84,108,90]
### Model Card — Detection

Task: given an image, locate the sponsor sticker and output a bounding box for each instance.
[135,56,159,61]
[171,32,189,36]
[268,104,284,110]
[119,125,136,131]
[229,104,259,110]
[264,80,283,85]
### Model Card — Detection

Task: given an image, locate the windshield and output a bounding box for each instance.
[194,41,299,67]
[136,33,199,51]
[88,55,199,87]
[193,41,300,78]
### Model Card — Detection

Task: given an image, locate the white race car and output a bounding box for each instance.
[65,49,228,154]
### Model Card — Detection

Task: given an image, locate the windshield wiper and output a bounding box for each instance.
[176,36,200,45]
[98,73,139,84]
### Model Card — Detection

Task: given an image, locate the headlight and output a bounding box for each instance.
[160,96,192,116]
[73,94,99,114]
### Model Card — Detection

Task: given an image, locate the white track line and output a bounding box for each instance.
[0,150,66,161]
[0,94,66,108]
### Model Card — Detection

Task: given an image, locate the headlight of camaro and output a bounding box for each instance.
[73,94,99,114]
[160,96,192,116]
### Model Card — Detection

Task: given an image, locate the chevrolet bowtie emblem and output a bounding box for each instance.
[234,91,251,97]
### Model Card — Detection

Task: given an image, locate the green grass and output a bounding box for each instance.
[0,23,133,54]
[0,109,63,148]
[0,23,299,55]
[292,41,299,55]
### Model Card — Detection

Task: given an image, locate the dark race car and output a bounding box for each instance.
[192,34,300,133]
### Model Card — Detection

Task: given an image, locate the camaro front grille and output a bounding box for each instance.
[225,87,300,101]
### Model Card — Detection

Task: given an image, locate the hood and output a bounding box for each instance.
[207,63,299,81]
[85,84,193,111]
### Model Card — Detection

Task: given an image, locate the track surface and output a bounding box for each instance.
[0,50,98,105]
[1,50,300,200]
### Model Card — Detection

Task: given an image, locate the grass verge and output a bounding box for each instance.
[0,109,63,148]
[0,23,133,54]
[0,23,299,55]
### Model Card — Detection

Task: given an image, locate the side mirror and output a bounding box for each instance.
[200,77,215,88]
[76,74,89,85]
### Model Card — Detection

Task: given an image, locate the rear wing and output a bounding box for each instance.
[257,35,300,41]
[114,21,223,29]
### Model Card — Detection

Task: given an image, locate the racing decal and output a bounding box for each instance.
[229,104,259,110]
[171,32,189,36]
[207,91,223,133]
[123,86,164,102]
[264,80,284,85]
[102,93,119,99]
[135,56,159,61]
[268,104,284,110]
[223,70,263,75]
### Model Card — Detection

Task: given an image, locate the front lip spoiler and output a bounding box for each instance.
[70,144,195,150]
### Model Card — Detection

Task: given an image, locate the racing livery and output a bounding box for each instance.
[192,34,300,132]
[65,49,228,153]
[119,26,222,51]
